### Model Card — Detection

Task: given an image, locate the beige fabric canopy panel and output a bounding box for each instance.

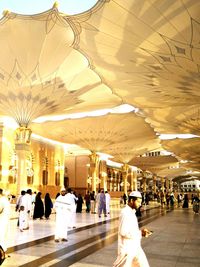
[0,1,199,182]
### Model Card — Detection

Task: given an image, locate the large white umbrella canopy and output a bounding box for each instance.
[31,112,160,164]
[161,137,200,165]
[0,6,121,126]
[72,0,200,172]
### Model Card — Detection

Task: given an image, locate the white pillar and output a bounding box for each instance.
[122,164,129,195]
[153,175,157,194]
[102,173,107,191]
[89,152,99,193]
[142,176,147,192]
[131,170,137,191]
[161,177,165,193]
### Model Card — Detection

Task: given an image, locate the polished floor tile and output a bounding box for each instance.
[3,201,200,267]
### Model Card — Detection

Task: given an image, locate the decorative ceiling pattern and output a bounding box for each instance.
[161,138,200,166]
[31,112,161,161]
[68,0,200,178]
[129,155,178,174]
[0,7,121,126]
[75,0,200,128]
[0,1,200,181]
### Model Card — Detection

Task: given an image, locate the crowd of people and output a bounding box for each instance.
[0,187,112,252]
[15,189,54,230]
[1,186,199,265]
[75,189,111,217]
[154,191,199,211]
[53,188,111,242]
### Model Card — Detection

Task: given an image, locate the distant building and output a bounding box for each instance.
[181,180,200,192]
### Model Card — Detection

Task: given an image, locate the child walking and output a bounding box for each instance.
[19,206,26,232]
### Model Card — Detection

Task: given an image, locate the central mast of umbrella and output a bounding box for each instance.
[89,151,100,193]
[0,2,98,194]
[15,124,32,193]
[121,163,129,195]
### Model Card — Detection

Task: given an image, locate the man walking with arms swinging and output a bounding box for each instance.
[113,191,152,267]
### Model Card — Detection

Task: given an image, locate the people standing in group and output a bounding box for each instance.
[98,190,107,218]
[105,190,111,215]
[84,191,91,213]
[0,188,11,256]
[33,192,44,220]
[113,191,151,267]
[54,187,71,242]
[44,193,53,220]
[76,193,84,213]
[90,191,96,214]
[21,189,32,230]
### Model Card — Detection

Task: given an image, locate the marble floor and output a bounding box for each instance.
[2,202,200,267]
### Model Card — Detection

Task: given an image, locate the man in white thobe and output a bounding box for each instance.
[54,187,72,242]
[113,191,151,267]
[0,188,11,254]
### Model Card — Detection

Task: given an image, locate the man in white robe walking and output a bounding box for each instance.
[113,191,151,267]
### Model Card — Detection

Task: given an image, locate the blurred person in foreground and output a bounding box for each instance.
[0,188,11,257]
[113,191,152,267]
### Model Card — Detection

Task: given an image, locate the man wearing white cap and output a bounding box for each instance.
[54,187,71,242]
[113,191,151,267]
